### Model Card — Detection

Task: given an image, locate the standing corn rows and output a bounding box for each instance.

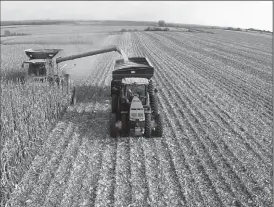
[1,44,71,206]
[0,80,71,206]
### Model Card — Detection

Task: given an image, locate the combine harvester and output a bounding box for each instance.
[21,48,77,103]
[21,46,163,137]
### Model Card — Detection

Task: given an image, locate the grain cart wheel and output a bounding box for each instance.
[148,80,154,95]
[121,114,129,136]
[71,86,79,105]
[110,113,118,138]
[150,94,159,114]
[64,74,71,94]
[112,95,118,113]
[154,113,163,137]
[144,113,152,138]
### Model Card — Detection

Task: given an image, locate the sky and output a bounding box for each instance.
[1,1,273,31]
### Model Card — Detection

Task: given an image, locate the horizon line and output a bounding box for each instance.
[0,19,272,32]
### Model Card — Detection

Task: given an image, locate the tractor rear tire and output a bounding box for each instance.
[150,94,159,114]
[112,95,118,113]
[110,113,118,138]
[144,113,152,138]
[148,80,154,95]
[71,86,78,105]
[154,113,163,137]
[148,80,159,114]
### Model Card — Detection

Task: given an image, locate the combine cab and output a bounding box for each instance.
[110,57,163,138]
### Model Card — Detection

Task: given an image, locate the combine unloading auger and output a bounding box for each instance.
[56,46,129,64]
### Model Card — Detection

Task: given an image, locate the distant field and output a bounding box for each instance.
[1,23,273,207]
[0,24,148,35]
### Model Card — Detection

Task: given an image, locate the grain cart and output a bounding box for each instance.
[110,57,163,138]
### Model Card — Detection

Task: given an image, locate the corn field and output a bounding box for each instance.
[1,26,272,207]
[0,45,71,206]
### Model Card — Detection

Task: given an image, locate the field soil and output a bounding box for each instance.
[4,28,273,207]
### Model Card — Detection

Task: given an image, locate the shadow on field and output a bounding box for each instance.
[62,84,111,138]
[63,109,110,139]
[74,85,111,104]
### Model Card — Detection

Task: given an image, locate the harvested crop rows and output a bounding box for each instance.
[7,31,272,207]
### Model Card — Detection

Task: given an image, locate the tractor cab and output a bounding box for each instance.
[122,77,149,106]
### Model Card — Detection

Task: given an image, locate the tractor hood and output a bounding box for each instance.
[130,96,145,121]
